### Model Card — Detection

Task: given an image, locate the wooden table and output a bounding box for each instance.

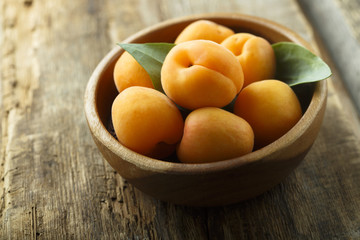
[1,0,359,239]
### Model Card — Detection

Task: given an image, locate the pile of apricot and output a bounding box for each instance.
[111,20,303,163]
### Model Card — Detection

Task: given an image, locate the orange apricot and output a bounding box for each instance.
[233,80,302,148]
[111,86,184,159]
[161,40,244,110]
[175,20,235,44]
[177,107,254,163]
[113,51,154,92]
[221,33,276,87]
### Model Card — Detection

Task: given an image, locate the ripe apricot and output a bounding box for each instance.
[161,40,244,110]
[175,20,235,44]
[233,80,302,148]
[177,107,254,163]
[221,33,276,87]
[113,51,154,92]
[111,86,184,159]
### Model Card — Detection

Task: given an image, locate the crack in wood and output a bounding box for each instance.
[31,205,38,240]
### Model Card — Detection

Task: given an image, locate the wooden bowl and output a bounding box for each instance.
[84,13,327,206]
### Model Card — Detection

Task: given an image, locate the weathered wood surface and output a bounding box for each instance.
[299,0,360,122]
[0,0,359,239]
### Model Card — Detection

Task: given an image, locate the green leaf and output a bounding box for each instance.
[272,42,332,86]
[117,43,176,92]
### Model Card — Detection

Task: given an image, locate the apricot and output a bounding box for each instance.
[111,86,184,159]
[161,40,244,110]
[221,33,276,87]
[233,80,302,148]
[175,20,235,44]
[113,51,154,92]
[177,107,254,163]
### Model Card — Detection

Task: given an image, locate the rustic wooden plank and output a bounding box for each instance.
[298,0,360,114]
[335,0,360,42]
[0,0,123,238]
[0,0,359,239]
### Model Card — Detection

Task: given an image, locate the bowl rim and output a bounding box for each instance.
[84,13,327,175]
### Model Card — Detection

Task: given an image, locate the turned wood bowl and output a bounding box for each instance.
[84,13,327,206]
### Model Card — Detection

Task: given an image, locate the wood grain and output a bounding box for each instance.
[0,0,359,239]
[335,0,360,42]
